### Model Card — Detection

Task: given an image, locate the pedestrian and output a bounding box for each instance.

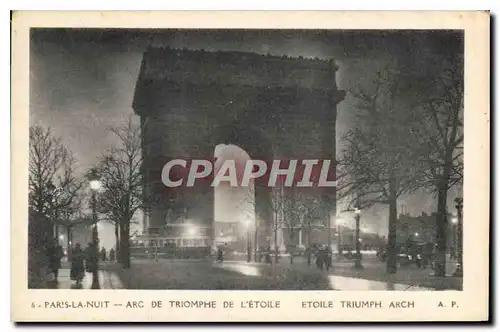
[46,238,64,282]
[265,245,272,264]
[109,248,115,261]
[217,244,224,262]
[85,242,99,275]
[315,246,324,270]
[70,243,85,286]
[324,247,332,271]
[100,247,107,262]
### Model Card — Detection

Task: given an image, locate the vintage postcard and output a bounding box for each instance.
[11,11,489,322]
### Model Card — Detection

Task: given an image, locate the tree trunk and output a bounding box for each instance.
[114,222,120,262]
[66,226,72,260]
[254,225,258,262]
[274,226,279,263]
[66,227,71,248]
[119,222,131,269]
[434,140,454,277]
[307,223,312,266]
[386,177,399,274]
[434,183,449,277]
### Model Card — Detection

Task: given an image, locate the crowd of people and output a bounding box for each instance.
[215,243,333,271]
[44,240,116,286]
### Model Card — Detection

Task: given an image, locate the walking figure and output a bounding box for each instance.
[265,245,272,264]
[70,243,85,286]
[109,248,116,261]
[46,238,64,283]
[315,245,331,271]
[100,247,107,262]
[85,242,99,275]
[315,246,324,270]
[217,243,227,263]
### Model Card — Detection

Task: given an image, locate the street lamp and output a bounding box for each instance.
[450,216,458,260]
[337,218,344,261]
[47,182,62,242]
[88,170,101,289]
[453,197,463,277]
[354,208,363,269]
[242,218,252,262]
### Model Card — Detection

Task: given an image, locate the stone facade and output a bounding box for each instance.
[133,47,344,249]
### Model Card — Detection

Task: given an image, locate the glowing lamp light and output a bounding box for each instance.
[242,218,252,229]
[414,232,419,237]
[59,234,64,240]
[89,180,102,191]
[451,217,458,224]
[187,225,198,237]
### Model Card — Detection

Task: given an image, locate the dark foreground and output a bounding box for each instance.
[40,254,462,291]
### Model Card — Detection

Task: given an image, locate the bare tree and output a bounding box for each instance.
[239,183,324,266]
[237,183,283,263]
[95,118,144,269]
[282,188,324,266]
[270,183,285,263]
[410,54,464,276]
[281,187,302,264]
[29,125,83,238]
[339,66,424,274]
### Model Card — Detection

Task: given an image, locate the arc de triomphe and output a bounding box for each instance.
[132,46,344,249]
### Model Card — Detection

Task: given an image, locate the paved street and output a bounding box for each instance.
[94,257,462,290]
[216,261,437,291]
[112,259,331,290]
[46,253,461,290]
[216,254,461,290]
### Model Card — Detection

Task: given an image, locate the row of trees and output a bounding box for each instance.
[29,125,85,240]
[240,184,325,266]
[29,118,145,269]
[339,53,463,276]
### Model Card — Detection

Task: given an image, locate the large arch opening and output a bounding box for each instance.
[213,144,255,256]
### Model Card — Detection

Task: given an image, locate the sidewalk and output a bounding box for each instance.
[47,262,124,289]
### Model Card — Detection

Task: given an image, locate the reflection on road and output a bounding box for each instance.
[328,275,433,291]
[216,262,435,291]
[218,263,261,277]
[48,268,94,289]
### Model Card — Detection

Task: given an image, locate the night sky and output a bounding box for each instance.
[30,28,463,241]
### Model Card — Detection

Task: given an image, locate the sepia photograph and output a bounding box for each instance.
[12,11,489,322]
